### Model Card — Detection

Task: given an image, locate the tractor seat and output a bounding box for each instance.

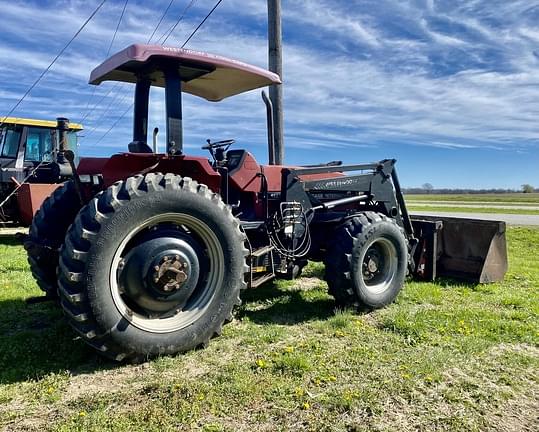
[128,141,153,153]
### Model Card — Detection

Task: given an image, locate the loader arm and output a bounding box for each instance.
[281,159,412,234]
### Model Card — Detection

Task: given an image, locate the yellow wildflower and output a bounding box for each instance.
[255,359,268,369]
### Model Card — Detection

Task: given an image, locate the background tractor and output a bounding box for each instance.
[0,117,82,225]
[24,44,508,362]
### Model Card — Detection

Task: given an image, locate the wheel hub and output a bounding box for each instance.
[357,237,399,295]
[362,246,384,281]
[366,256,379,273]
[118,230,201,315]
[152,255,190,292]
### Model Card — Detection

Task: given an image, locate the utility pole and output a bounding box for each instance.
[268,0,284,164]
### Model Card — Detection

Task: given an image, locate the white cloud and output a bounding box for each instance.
[1,0,537,176]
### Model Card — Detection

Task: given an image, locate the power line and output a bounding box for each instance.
[147,0,177,43]
[94,0,224,146]
[82,91,133,140]
[181,0,223,47]
[81,82,122,123]
[94,103,133,145]
[0,0,107,127]
[81,0,190,141]
[106,0,130,57]
[80,0,130,121]
[160,0,198,44]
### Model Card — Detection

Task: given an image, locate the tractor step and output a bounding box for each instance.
[249,245,276,288]
[251,245,274,257]
[251,273,275,288]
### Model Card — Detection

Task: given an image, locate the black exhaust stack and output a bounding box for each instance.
[262,91,276,165]
[56,117,70,153]
[56,117,71,172]
[56,117,83,204]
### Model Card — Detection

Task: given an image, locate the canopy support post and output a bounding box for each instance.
[164,66,183,155]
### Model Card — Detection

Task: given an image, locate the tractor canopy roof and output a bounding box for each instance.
[0,117,83,130]
[89,44,281,102]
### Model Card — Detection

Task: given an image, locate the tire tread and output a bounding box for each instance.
[58,173,248,362]
[324,211,406,310]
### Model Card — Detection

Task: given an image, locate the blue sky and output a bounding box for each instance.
[1,0,538,189]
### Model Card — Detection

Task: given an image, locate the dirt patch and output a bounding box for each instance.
[294,277,326,291]
[63,350,219,402]
[486,395,539,432]
[489,343,539,357]
[63,363,149,402]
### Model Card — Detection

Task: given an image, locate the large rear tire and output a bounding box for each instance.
[325,212,407,311]
[24,181,82,298]
[58,173,248,362]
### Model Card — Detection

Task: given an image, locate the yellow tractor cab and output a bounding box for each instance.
[0,117,82,225]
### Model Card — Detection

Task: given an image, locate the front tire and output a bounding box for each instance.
[58,173,248,361]
[325,212,407,310]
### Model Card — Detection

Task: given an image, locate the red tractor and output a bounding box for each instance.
[24,44,507,361]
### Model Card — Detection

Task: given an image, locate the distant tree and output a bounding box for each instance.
[522,184,534,193]
[422,183,434,194]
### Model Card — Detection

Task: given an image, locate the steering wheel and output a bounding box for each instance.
[202,139,235,150]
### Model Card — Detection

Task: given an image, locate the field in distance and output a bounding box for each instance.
[405,192,539,204]
[405,192,539,217]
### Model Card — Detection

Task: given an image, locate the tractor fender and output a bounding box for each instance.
[78,153,222,192]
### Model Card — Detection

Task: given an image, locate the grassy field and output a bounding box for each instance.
[0,229,538,431]
[405,193,539,203]
[405,193,539,215]
[406,206,539,216]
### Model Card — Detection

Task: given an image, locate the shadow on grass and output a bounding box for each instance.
[433,276,480,290]
[0,242,334,384]
[238,280,336,325]
[0,298,113,385]
[0,283,335,385]
[0,233,109,384]
[0,233,24,247]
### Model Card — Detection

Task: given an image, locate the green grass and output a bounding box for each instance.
[407,205,539,215]
[405,193,539,203]
[0,229,538,431]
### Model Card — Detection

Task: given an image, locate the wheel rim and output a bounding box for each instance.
[110,213,225,333]
[358,237,398,295]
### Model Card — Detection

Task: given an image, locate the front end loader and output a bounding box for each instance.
[23,44,508,361]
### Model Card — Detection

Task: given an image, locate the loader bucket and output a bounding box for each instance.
[410,215,508,283]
